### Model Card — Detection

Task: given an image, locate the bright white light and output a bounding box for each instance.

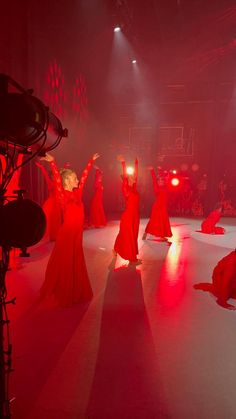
[132,59,137,64]
[172,169,177,174]
[126,166,134,175]
[171,177,180,187]
[114,27,121,32]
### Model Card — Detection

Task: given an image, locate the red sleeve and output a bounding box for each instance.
[37,164,54,191]
[77,158,94,194]
[50,160,65,207]
[121,160,127,179]
[134,158,138,184]
[120,160,129,197]
[0,155,6,185]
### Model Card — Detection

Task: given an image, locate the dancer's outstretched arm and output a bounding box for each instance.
[78,153,100,194]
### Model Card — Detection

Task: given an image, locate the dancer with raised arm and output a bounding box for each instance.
[113,156,140,265]
[142,167,172,242]
[35,161,62,241]
[89,166,106,228]
[40,152,99,306]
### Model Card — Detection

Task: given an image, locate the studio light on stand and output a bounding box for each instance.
[0,73,68,419]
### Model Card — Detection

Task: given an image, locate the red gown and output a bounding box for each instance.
[145,169,172,238]
[89,169,106,227]
[0,153,24,198]
[0,153,24,269]
[40,158,93,306]
[201,209,224,234]
[194,251,236,305]
[114,159,140,261]
[37,163,62,241]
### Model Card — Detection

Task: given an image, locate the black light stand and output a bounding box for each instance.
[0,73,67,418]
[0,243,12,419]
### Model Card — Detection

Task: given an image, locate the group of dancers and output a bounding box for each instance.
[36,152,236,311]
[3,150,234,311]
[37,153,173,307]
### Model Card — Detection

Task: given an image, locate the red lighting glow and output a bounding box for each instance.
[126,166,134,175]
[171,177,180,187]
[44,60,66,118]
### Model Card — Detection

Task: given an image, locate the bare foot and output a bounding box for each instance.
[159,237,168,242]
[217,299,236,310]
[129,259,142,266]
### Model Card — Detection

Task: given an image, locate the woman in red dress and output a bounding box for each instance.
[0,152,24,198]
[113,156,140,264]
[89,166,106,228]
[40,152,99,306]
[142,167,172,242]
[194,250,236,310]
[201,205,225,234]
[35,161,62,241]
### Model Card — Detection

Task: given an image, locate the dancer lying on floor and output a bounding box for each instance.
[194,249,236,310]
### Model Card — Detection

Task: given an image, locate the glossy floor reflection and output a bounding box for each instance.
[6,217,236,419]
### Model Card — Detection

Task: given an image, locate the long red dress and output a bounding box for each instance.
[36,163,62,241]
[89,168,106,227]
[40,158,93,306]
[145,169,172,238]
[114,159,140,262]
[0,153,24,268]
[0,153,24,198]
[194,251,236,307]
[201,209,224,234]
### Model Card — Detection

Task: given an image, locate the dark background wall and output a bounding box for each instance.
[2,0,236,214]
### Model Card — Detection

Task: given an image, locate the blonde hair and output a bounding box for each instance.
[59,168,76,188]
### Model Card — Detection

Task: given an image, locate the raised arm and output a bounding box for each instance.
[134,158,138,183]
[40,153,64,206]
[149,167,159,193]
[117,155,127,179]
[78,153,100,194]
[35,161,54,190]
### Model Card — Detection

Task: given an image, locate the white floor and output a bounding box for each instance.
[5,217,236,419]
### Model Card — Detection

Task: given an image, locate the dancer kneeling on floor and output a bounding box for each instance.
[200,204,225,234]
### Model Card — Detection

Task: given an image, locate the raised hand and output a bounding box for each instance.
[117,154,125,162]
[92,153,100,161]
[40,153,55,162]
